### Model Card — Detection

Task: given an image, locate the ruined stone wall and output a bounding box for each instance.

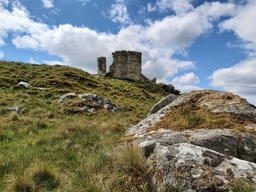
[107,51,142,81]
[98,50,156,83]
[97,57,106,75]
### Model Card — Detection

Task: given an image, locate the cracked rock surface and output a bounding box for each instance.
[125,90,256,191]
[58,93,121,113]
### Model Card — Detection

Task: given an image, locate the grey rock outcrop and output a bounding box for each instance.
[78,93,121,112]
[18,81,30,88]
[126,90,256,136]
[137,129,256,163]
[58,93,121,112]
[148,143,256,191]
[6,106,23,113]
[125,90,256,191]
[161,83,180,94]
[58,93,76,103]
[148,94,180,115]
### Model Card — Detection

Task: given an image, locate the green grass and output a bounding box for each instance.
[0,61,255,191]
[0,61,167,191]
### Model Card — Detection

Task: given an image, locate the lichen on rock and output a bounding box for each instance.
[124,90,256,191]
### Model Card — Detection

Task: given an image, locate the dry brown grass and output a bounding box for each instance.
[150,104,256,133]
[104,143,151,192]
[9,112,19,121]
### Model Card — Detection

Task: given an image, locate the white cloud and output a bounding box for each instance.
[156,0,194,14]
[0,3,49,43]
[174,84,202,93]
[13,35,40,49]
[209,0,256,105]
[29,57,40,64]
[219,0,256,56]
[42,0,53,9]
[147,3,156,12]
[209,59,256,105]
[172,72,200,84]
[43,60,64,65]
[109,0,131,25]
[171,72,201,93]
[0,50,3,58]
[0,0,238,80]
[77,0,90,6]
[0,0,8,7]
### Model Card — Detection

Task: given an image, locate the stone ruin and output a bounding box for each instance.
[97,57,106,75]
[97,50,156,83]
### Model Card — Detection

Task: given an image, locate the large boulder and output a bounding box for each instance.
[125,90,256,190]
[148,143,256,191]
[126,90,256,136]
[58,93,121,113]
[148,94,180,116]
[136,128,256,162]
[161,83,180,94]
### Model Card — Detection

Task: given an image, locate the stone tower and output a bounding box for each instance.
[97,50,156,83]
[107,50,145,82]
[97,57,106,75]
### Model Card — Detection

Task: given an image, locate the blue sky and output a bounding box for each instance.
[0,0,255,105]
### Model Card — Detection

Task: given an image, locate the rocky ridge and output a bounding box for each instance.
[125,90,256,191]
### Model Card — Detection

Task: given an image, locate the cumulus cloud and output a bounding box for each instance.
[109,0,131,25]
[209,59,256,105]
[43,60,64,65]
[209,0,256,105]
[0,0,8,7]
[219,0,256,56]
[172,72,200,84]
[0,3,49,45]
[147,3,156,12]
[0,50,3,58]
[0,0,239,79]
[42,0,53,9]
[29,57,40,64]
[156,0,194,14]
[171,72,201,93]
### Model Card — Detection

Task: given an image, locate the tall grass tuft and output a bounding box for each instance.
[9,112,19,121]
[8,176,33,192]
[232,180,256,192]
[31,163,60,191]
[104,143,152,192]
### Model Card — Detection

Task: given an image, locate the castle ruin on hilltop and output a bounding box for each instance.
[97,50,156,83]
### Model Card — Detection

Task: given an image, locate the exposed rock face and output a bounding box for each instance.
[161,83,180,94]
[105,50,155,83]
[58,93,121,113]
[58,93,76,103]
[148,143,256,191]
[125,90,256,191]
[137,129,256,162]
[6,106,23,113]
[148,94,180,116]
[18,81,30,88]
[126,90,256,136]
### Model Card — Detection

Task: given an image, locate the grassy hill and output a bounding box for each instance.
[0,61,168,191]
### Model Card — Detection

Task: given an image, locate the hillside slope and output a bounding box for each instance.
[0,61,168,191]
